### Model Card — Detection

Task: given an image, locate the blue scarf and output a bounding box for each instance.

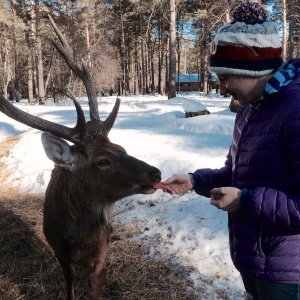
[261,61,300,100]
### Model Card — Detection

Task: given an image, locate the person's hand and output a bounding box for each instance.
[162,174,193,195]
[210,187,241,212]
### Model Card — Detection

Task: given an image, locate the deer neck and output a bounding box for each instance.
[46,166,115,224]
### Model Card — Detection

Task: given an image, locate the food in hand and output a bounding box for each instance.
[212,193,222,200]
[153,182,166,189]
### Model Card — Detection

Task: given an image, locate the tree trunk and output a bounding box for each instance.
[281,0,287,61]
[11,0,21,101]
[287,0,295,59]
[165,36,169,95]
[85,15,92,68]
[140,8,145,95]
[119,0,129,96]
[168,0,176,99]
[35,0,45,104]
[20,0,34,103]
[134,33,139,95]
[203,55,209,94]
[149,43,155,94]
[44,46,55,97]
[27,52,34,104]
[145,43,149,93]
[3,24,12,100]
[158,15,163,95]
[177,28,182,94]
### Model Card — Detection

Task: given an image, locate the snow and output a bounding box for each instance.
[0,92,245,299]
[172,96,208,112]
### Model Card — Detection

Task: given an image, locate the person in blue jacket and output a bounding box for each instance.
[163,2,300,299]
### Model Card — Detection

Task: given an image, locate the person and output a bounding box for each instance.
[162,1,300,300]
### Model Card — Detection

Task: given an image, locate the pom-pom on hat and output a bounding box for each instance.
[209,1,283,77]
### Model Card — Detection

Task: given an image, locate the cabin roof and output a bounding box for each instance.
[176,73,217,82]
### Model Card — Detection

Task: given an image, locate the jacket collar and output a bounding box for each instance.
[261,58,300,101]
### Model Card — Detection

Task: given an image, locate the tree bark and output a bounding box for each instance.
[20,0,34,103]
[35,0,45,104]
[140,6,145,95]
[118,0,129,96]
[168,0,176,99]
[11,0,21,101]
[281,0,287,61]
[158,14,163,95]
[287,0,295,59]
[85,15,92,68]
[2,24,12,100]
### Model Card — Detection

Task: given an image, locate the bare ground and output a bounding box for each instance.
[0,135,202,300]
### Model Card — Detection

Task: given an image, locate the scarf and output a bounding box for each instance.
[261,60,300,100]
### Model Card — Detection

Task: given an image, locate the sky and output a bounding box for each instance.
[0,92,246,299]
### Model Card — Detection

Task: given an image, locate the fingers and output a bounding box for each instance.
[210,187,222,202]
[210,187,223,209]
[210,187,241,212]
[163,185,175,195]
[210,187,222,194]
[161,183,191,195]
[160,174,192,195]
[163,174,191,185]
[162,184,182,195]
[162,174,181,185]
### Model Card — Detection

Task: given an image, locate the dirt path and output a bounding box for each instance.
[0,135,200,300]
[0,134,23,199]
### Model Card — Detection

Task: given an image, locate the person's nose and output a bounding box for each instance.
[219,83,228,96]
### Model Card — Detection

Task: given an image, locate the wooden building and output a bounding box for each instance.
[176,74,218,92]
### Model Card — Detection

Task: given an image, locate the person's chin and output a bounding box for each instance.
[233,96,244,105]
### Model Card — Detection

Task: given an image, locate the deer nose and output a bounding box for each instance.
[150,169,161,183]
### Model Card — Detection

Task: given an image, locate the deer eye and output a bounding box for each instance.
[96,159,110,167]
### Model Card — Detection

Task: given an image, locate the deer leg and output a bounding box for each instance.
[87,255,108,300]
[56,256,76,300]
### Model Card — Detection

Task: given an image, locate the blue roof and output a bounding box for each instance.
[176,73,217,82]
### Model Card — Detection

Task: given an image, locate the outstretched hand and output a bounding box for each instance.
[161,174,193,195]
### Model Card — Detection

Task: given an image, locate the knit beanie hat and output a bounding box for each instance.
[209,1,283,77]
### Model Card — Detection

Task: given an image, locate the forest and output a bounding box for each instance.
[1,0,299,103]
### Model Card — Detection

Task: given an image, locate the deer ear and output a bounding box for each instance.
[41,132,76,171]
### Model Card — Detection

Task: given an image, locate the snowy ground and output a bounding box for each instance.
[0,92,245,299]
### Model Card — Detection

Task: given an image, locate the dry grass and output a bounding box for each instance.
[0,135,199,299]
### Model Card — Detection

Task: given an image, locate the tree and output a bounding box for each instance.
[281,0,287,61]
[0,0,298,102]
[35,0,46,104]
[168,0,176,99]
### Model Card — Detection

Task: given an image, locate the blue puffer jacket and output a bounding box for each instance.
[193,58,300,283]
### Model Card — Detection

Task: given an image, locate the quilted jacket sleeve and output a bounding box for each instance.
[249,100,300,231]
[193,147,233,198]
[250,188,300,230]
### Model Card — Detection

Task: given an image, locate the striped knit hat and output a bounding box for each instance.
[209,1,283,77]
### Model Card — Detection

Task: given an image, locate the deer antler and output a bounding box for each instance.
[0,92,87,147]
[48,15,120,137]
[0,15,120,148]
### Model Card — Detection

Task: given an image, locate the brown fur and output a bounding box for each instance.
[0,16,161,300]
[42,134,161,299]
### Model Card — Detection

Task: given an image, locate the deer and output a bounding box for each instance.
[0,15,161,300]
